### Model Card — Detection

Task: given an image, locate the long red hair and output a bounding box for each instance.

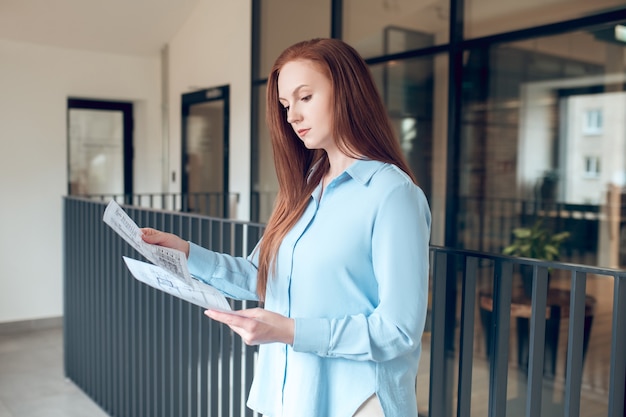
[256,38,416,301]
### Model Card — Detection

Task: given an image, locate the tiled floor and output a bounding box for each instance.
[0,325,108,417]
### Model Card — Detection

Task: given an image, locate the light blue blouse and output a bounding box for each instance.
[187,159,431,417]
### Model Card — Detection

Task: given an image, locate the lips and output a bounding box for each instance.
[297,128,310,137]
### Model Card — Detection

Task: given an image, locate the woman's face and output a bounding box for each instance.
[277,59,336,152]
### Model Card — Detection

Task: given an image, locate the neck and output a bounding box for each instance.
[325,151,358,180]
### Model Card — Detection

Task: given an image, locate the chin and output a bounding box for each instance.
[300,139,320,150]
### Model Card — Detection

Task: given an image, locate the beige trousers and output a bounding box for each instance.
[352,394,384,417]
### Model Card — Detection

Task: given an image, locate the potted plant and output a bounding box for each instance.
[503,219,570,295]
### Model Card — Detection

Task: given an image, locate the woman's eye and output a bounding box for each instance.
[301,95,312,102]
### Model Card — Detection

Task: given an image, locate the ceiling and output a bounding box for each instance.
[0,0,201,56]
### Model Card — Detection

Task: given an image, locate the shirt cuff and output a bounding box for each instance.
[187,241,219,280]
[292,317,331,355]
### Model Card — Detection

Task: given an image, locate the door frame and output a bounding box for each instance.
[66,98,134,197]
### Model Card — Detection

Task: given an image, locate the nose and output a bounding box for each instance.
[286,106,301,124]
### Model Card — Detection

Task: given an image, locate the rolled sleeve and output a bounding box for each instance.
[293,317,330,354]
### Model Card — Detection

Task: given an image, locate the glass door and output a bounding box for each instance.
[181,86,230,217]
[67,98,133,198]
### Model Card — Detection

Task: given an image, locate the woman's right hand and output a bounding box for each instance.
[141,228,190,258]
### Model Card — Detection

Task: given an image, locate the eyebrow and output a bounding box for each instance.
[278,84,309,102]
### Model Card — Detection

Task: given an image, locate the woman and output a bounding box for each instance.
[143,38,431,417]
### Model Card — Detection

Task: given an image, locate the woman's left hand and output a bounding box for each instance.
[205,308,295,346]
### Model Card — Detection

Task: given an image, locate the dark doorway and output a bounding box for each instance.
[181,86,230,217]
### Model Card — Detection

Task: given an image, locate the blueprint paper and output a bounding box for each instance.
[103,199,232,311]
[122,256,232,311]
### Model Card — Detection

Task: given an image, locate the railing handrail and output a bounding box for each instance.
[430,244,626,276]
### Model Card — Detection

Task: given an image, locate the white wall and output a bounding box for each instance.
[0,39,162,323]
[0,0,253,324]
[167,0,252,220]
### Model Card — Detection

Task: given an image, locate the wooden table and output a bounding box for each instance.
[479,287,596,378]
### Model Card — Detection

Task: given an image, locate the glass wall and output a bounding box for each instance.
[252,3,626,253]
[250,1,626,416]
[459,23,626,269]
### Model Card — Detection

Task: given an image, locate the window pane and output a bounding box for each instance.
[465,0,625,38]
[68,109,124,195]
[458,24,626,273]
[343,0,449,58]
[370,54,448,247]
[258,0,331,78]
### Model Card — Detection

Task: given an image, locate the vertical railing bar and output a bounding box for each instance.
[111,201,120,416]
[72,200,81,388]
[139,210,147,417]
[244,304,256,417]
[102,201,111,413]
[563,270,587,417]
[149,285,156,417]
[189,304,199,417]
[62,199,69,380]
[457,255,477,417]
[121,206,129,416]
[198,306,208,417]
[428,250,447,417]
[94,202,103,405]
[76,202,85,390]
[608,274,626,417]
[232,313,243,417]
[525,264,548,417]
[172,215,182,417]
[219,316,232,416]
[82,202,89,396]
[138,263,146,417]
[121,204,130,417]
[133,211,141,417]
[211,306,220,417]
[489,260,512,417]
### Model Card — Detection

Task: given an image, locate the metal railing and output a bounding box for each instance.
[64,197,261,417]
[63,197,626,417]
[82,192,240,219]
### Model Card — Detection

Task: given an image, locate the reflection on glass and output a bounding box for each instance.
[343,0,449,58]
[370,58,436,200]
[458,25,626,271]
[370,55,448,247]
[68,109,123,195]
[252,85,277,223]
[465,0,625,38]
[185,100,224,216]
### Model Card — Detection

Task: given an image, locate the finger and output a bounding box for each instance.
[204,310,249,326]
[221,308,262,319]
[141,228,163,243]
